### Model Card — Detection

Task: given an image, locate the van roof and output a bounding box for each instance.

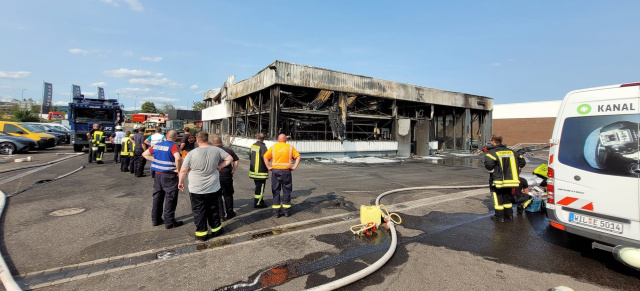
[566,82,640,95]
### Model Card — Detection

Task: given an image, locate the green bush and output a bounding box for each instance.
[11,109,39,122]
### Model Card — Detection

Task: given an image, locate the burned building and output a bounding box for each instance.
[202,61,493,157]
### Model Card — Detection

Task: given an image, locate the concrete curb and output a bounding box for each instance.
[0,191,22,291]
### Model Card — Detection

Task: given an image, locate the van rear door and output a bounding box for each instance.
[554,85,640,241]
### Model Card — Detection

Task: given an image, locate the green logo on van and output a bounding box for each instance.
[577,104,592,115]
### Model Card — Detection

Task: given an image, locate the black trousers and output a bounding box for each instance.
[152,172,179,226]
[129,156,135,174]
[133,149,146,177]
[253,179,267,207]
[113,144,122,162]
[190,190,223,238]
[271,169,293,213]
[492,186,514,219]
[218,178,235,217]
[93,146,105,162]
[121,155,131,172]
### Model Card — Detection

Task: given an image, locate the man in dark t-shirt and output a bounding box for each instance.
[211,136,239,221]
[180,127,195,157]
[133,128,148,177]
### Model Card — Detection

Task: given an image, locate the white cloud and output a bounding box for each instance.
[113,87,152,96]
[190,84,198,89]
[53,101,68,106]
[91,82,108,87]
[101,0,144,11]
[103,68,163,78]
[130,78,182,88]
[140,96,179,103]
[0,71,30,79]
[194,90,205,95]
[68,48,88,55]
[492,62,502,67]
[83,92,96,97]
[122,51,134,57]
[141,56,163,62]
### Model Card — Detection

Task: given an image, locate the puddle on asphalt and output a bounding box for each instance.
[217,229,392,291]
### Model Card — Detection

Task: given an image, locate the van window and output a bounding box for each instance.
[4,124,23,134]
[559,115,639,177]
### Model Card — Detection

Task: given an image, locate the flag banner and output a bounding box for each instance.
[97,87,105,99]
[42,82,53,114]
[72,84,82,98]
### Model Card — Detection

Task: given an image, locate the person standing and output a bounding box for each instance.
[145,128,167,178]
[143,130,184,228]
[86,123,99,163]
[128,132,136,175]
[133,127,148,177]
[178,132,233,241]
[110,125,126,163]
[211,136,239,221]
[484,135,526,222]
[263,134,301,218]
[180,127,196,158]
[120,131,133,172]
[91,126,107,164]
[249,133,269,208]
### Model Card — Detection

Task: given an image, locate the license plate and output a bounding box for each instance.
[568,213,623,234]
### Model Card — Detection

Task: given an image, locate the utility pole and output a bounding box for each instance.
[21,89,26,101]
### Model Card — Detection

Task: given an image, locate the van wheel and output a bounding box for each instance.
[0,142,16,155]
[73,145,84,152]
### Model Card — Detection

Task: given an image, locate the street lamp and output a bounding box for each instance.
[21,89,26,100]
[135,96,138,113]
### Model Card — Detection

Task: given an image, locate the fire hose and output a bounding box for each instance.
[305,184,486,291]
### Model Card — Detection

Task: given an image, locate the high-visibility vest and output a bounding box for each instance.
[265,142,300,170]
[249,142,269,179]
[92,130,105,146]
[150,141,177,173]
[121,137,133,156]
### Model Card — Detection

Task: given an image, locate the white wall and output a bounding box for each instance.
[493,100,561,119]
[202,102,231,121]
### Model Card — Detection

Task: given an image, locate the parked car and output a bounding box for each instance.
[27,124,67,145]
[28,123,71,144]
[0,121,55,149]
[0,131,37,154]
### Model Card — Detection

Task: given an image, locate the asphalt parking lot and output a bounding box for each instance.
[1,146,638,290]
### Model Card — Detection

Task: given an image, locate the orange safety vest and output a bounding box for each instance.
[264,142,300,170]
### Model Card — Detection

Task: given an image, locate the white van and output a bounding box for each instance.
[547,82,640,269]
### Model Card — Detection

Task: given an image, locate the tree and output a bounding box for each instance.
[141,101,158,113]
[50,105,58,112]
[192,101,206,111]
[31,104,41,113]
[160,103,175,114]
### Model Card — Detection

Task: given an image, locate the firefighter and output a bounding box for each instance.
[86,123,99,163]
[263,134,301,218]
[132,128,148,177]
[129,132,136,174]
[120,131,133,172]
[110,125,126,163]
[484,135,526,222]
[91,126,106,164]
[249,133,269,208]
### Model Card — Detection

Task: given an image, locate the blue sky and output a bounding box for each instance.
[1,1,639,110]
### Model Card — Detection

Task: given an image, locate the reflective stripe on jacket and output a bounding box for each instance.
[484,144,525,188]
[249,141,269,179]
[92,131,105,146]
[264,142,300,170]
[120,137,133,156]
[150,140,177,172]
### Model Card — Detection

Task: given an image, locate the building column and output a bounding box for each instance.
[269,86,280,138]
[464,108,471,151]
